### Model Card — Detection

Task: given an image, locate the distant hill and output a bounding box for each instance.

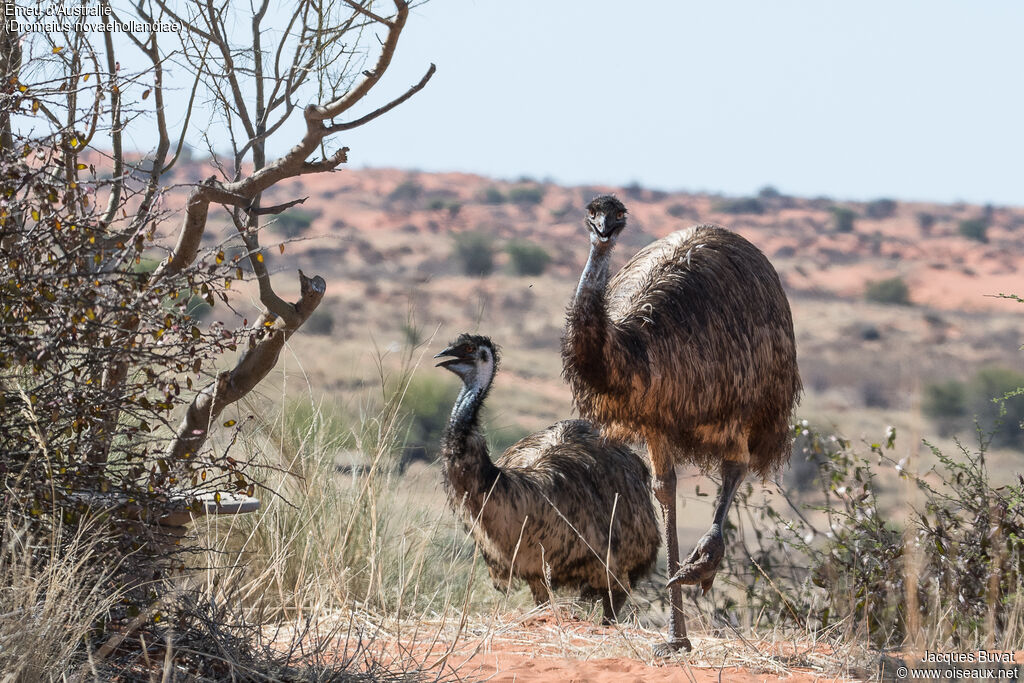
[150,161,1023,313]
[125,161,1022,463]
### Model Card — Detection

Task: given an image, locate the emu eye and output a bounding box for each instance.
[616,211,625,219]
[588,209,596,217]
[465,344,476,353]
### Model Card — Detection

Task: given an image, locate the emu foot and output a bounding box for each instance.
[599,591,627,625]
[528,579,550,606]
[653,638,692,656]
[668,530,725,594]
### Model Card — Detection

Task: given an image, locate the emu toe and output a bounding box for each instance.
[653,638,693,656]
[668,530,725,594]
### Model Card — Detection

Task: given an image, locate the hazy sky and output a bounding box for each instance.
[323,1,1024,206]
[101,1,1022,206]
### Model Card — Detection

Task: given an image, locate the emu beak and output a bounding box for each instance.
[434,345,460,368]
[591,213,610,242]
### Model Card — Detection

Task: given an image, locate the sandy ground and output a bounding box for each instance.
[444,647,854,682]
[417,618,1024,682]
[450,655,839,682]
[371,611,866,683]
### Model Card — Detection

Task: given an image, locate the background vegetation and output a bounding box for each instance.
[452,231,496,276]
[720,424,1024,652]
[865,277,912,305]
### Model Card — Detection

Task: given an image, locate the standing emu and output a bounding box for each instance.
[436,333,660,622]
[562,196,801,652]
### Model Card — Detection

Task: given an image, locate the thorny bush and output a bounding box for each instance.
[717,423,1024,649]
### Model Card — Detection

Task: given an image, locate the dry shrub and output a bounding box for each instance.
[720,424,1024,651]
[506,240,551,276]
[452,232,495,276]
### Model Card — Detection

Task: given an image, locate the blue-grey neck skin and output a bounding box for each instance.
[447,352,495,437]
[441,363,500,501]
[449,383,482,437]
[574,241,612,302]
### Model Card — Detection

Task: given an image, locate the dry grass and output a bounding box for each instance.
[161,344,525,678]
[4,389,1020,681]
[0,518,123,682]
[299,603,879,681]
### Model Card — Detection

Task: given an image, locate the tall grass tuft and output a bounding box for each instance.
[0,518,122,681]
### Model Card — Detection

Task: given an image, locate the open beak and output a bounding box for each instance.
[434,345,462,368]
[589,213,614,242]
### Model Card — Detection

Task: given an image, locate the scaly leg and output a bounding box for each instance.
[528,578,548,606]
[652,462,691,654]
[669,458,747,593]
[600,589,627,625]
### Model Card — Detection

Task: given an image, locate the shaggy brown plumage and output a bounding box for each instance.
[564,223,801,477]
[562,196,801,651]
[436,334,660,621]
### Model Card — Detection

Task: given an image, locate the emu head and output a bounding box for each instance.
[435,333,500,391]
[585,195,628,245]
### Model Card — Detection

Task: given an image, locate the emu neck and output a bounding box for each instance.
[575,243,612,301]
[448,383,485,438]
[441,375,500,512]
[566,243,613,388]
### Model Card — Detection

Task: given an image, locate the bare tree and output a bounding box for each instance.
[0,0,432,659]
[5,0,432,459]
[116,0,433,463]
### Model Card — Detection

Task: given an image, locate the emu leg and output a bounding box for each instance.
[528,578,548,606]
[600,589,627,625]
[670,459,747,593]
[652,466,691,654]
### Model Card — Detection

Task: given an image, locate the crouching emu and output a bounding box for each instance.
[436,333,660,622]
[562,196,802,652]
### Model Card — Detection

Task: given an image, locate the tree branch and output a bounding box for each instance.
[165,271,326,461]
[300,146,349,174]
[234,214,295,323]
[97,0,122,231]
[340,0,393,27]
[307,0,408,122]
[0,1,22,151]
[149,0,430,466]
[252,197,308,216]
[157,0,425,279]
[325,63,434,133]
[163,43,207,173]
